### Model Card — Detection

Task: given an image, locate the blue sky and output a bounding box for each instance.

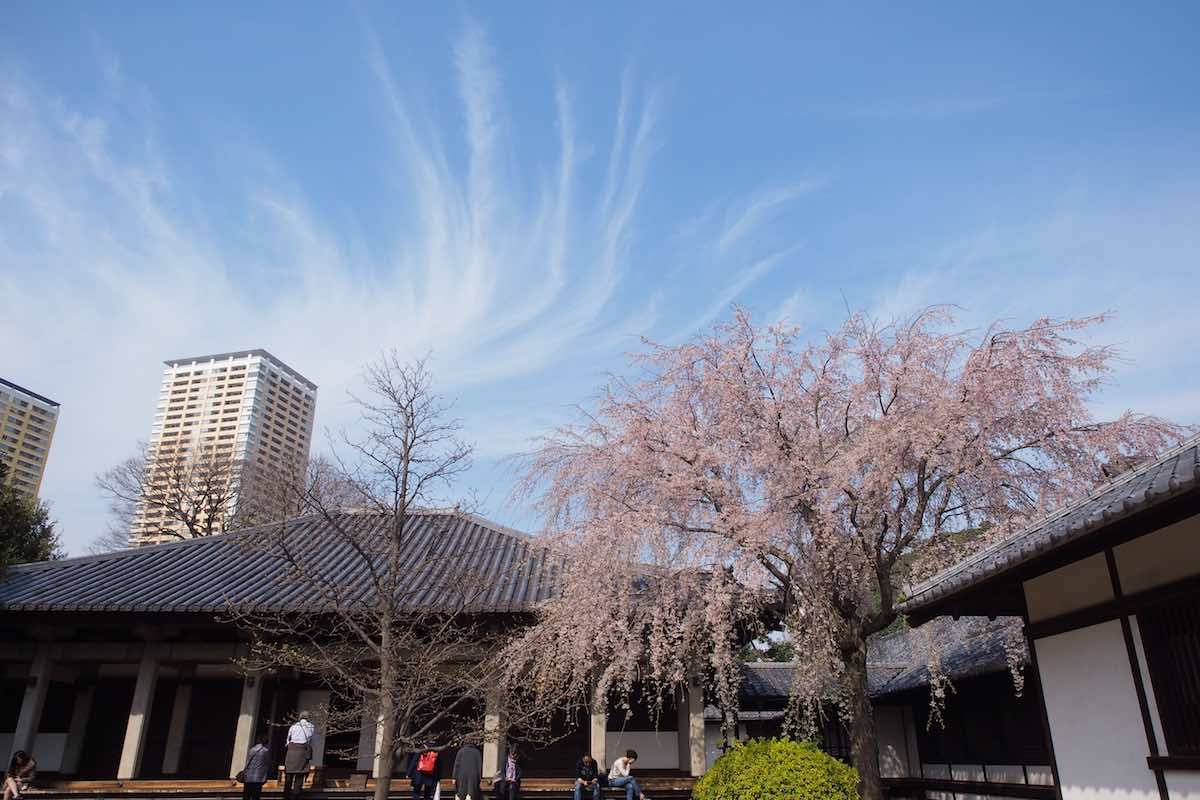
[3,2,1198,554]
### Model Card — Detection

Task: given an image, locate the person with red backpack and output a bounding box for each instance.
[407,745,442,800]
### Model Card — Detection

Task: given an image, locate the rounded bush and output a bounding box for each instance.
[692,738,859,800]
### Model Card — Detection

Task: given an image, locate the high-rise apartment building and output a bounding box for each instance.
[0,378,60,497]
[132,350,317,546]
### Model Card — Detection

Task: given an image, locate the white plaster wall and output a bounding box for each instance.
[874,705,911,778]
[0,732,67,771]
[951,763,985,781]
[604,731,679,769]
[1035,621,1159,800]
[1024,553,1114,622]
[1114,513,1200,594]
[1167,771,1200,800]
[702,723,724,770]
[986,765,1026,783]
[1026,766,1054,785]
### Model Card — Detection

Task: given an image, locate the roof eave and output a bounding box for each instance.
[904,484,1200,624]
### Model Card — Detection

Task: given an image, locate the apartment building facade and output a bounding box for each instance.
[0,377,60,497]
[132,350,317,546]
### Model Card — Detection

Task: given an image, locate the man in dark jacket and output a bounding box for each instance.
[573,754,602,800]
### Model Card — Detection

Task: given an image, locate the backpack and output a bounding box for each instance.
[417,750,438,774]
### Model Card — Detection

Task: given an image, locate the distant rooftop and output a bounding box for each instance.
[0,377,60,408]
[163,349,317,391]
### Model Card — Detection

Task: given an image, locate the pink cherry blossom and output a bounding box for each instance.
[504,306,1185,799]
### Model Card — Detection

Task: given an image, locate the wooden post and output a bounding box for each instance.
[684,679,706,776]
[118,646,161,779]
[13,645,53,754]
[162,666,195,774]
[372,705,388,778]
[482,690,506,779]
[60,681,95,775]
[356,703,378,772]
[305,690,330,767]
[589,687,607,770]
[229,672,264,779]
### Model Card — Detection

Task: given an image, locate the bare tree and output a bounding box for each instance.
[231,353,550,800]
[95,439,246,549]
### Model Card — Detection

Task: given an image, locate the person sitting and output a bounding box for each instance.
[407,745,442,800]
[572,753,602,800]
[3,751,36,800]
[607,750,648,800]
[490,749,522,800]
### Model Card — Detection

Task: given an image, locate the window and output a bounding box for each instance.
[1139,594,1200,756]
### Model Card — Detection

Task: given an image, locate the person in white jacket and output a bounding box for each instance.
[607,750,648,800]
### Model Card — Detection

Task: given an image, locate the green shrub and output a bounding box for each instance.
[692,738,859,800]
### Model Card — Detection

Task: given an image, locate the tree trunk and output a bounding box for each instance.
[846,639,883,800]
[373,689,396,800]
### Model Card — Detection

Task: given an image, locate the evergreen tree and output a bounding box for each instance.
[0,463,64,574]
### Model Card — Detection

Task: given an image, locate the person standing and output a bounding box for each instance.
[240,733,273,800]
[490,749,522,800]
[451,744,482,800]
[572,753,602,800]
[406,745,441,800]
[608,750,648,800]
[283,712,315,800]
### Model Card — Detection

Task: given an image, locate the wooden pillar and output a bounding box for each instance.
[589,687,607,770]
[299,689,330,767]
[13,645,54,754]
[682,679,706,776]
[117,646,161,779]
[482,690,506,779]
[356,703,378,772]
[372,705,389,778]
[229,672,264,779]
[162,666,195,774]
[60,681,95,775]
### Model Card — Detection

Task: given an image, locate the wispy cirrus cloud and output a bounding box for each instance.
[0,19,813,552]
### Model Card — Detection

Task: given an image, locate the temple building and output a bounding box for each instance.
[2,436,1196,799]
[904,435,1200,800]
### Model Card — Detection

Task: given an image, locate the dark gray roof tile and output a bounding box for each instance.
[0,511,558,615]
[902,436,1200,615]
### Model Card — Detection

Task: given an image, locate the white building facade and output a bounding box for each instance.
[906,437,1200,800]
[133,350,317,546]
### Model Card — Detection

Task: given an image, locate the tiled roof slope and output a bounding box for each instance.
[867,616,1023,696]
[902,435,1200,615]
[704,617,1022,719]
[0,511,559,614]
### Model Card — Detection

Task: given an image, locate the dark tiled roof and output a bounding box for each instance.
[708,617,1024,717]
[0,511,557,614]
[740,662,796,700]
[867,616,1024,696]
[903,436,1200,616]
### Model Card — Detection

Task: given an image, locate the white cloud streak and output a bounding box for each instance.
[0,24,811,552]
